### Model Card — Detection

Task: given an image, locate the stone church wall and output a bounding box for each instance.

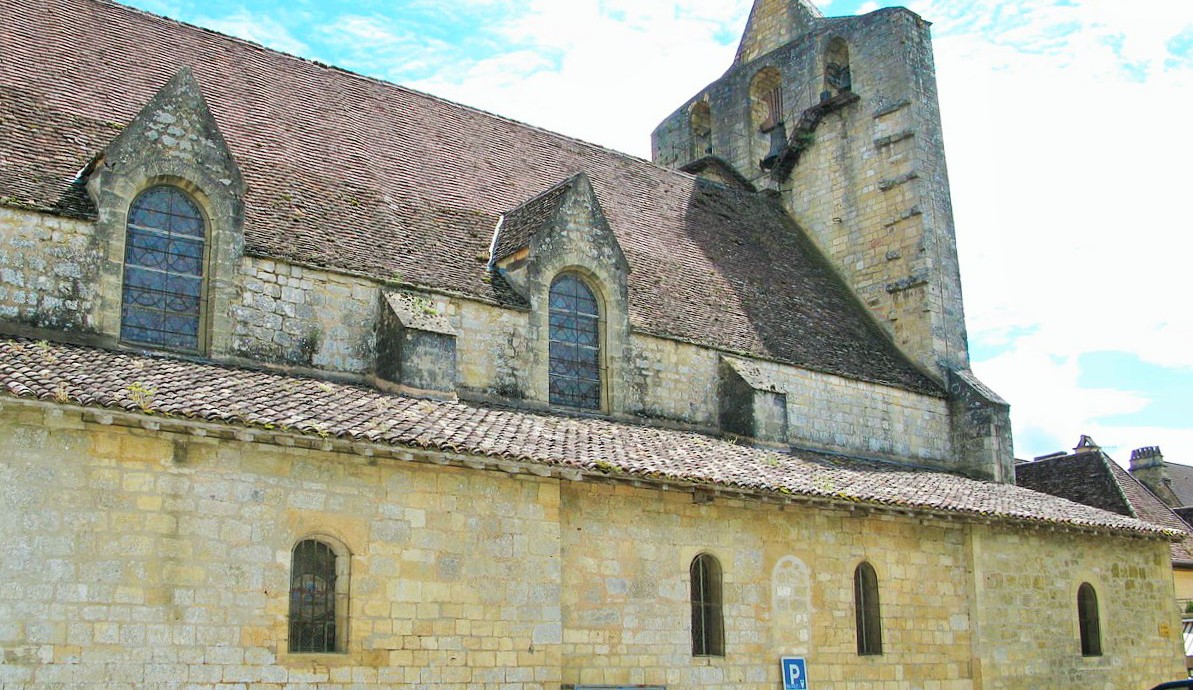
[0,208,101,333]
[232,257,378,372]
[1,204,954,464]
[0,404,1183,689]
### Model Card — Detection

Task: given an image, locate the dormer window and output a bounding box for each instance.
[120,185,207,352]
[548,273,602,409]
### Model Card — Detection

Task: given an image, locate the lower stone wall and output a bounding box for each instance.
[0,404,1183,689]
[0,405,561,689]
[970,524,1184,690]
[559,481,976,689]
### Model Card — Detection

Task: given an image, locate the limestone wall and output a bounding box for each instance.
[231,258,378,372]
[0,405,1183,689]
[629,333,951,462]
[560,481,976,689]
[970,524,1184,689]
[0,405,562,689]
[0,208,100,333]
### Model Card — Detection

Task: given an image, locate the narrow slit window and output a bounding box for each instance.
[690,553,724,657]
[1078,582,1102,656]
[289,539,340,653]
[854,562,883,655]
[548,274,601,409]
[121,185,206,351]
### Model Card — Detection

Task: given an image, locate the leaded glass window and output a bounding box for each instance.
[289,539,339,653]
[690,553,724,657]
[854,562,883,655]
[548,274,601,409]
[121,186,206,351]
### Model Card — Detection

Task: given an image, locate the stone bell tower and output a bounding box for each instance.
[653,0,1014,482]
[654,0,967,381]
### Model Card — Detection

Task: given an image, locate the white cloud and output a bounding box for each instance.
[197,9,310,56]
[926,0,1193,461]
[407,0,752,155]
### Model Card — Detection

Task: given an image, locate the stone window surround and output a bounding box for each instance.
[89,168,240,357]
[286,534,352,656]
[854,560,883,656]
[690,552,725,658]
[1077,581,1103,657]
[528,263,628,415]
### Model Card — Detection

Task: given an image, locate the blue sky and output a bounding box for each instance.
[121,0,1193,467]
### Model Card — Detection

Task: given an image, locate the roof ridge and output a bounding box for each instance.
[1095,452,1140,519]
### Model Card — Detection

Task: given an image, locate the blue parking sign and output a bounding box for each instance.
[780,657,807,690]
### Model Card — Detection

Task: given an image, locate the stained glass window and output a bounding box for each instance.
[121,186,205,351]
[289,539,339,653]
[548,274,601,409]
[854,562,883,655]
[690,553,724,657]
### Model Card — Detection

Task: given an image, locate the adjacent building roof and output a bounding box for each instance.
[0,336,1175,537]
[0,0,938,394]
[1017,450,1193,564]
[1157,462,1193,508]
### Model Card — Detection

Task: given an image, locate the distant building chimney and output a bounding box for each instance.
[1073,435,1100,454]
[1130,445,1164,471]
[1128,445,1180,508]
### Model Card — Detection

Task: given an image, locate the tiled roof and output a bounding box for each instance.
[0,336,1173,537]
[0,0,938,394]
[1160,462,1193,508]
[492,176,576,263]
[1017,452,1193,563]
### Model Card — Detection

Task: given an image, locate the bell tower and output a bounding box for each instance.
[652,1,1014,482]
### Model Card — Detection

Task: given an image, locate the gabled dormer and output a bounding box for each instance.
[84,67,244,356]
[490,172,631,414]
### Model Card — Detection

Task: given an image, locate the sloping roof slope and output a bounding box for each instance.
[0,336,1173,537]
[0,0,937,394]
[1160,462,1193,508]
[1017,452,1193,564]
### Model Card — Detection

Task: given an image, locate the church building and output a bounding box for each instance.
[0,0,1185,687]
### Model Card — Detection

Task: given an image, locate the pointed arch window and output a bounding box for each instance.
[690,553,724,657]
[548,273,602,409]
[1078,582,1102,656]
[121,185,206,351]
[289,538,349,653]
[854,562,882,655]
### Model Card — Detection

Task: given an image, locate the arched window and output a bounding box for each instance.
[121,185,206,351]
[749,67,784,133]
[854,562,882,655]
[690,101,712,157]
[1078,582,1102,656]
[548,273,601,410]
[749,67,785,170]
[824,37,852,97]
[289,538,349,653]
[690,553,724,657]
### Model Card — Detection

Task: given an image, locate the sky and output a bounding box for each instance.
[122,0,1193,467]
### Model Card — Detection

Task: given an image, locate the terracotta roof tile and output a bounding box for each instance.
[0,0,938,394]
[0,336,1172,537]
